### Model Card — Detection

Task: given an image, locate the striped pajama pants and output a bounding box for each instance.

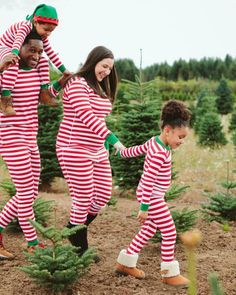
[0,126,40,242]
[126,186,177,262]
[57,146,112,225]
[0,46,50,90]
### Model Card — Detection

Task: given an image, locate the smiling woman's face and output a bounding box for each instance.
[19,39,43,68]
[94,58,114,82]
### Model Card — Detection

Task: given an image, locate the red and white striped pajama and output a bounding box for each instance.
[56,77,113,225]
[0,20,65,91]
[0,67,59,242]
[120,136,177,262]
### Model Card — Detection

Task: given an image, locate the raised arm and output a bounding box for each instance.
[43,38,66,73]
[11,22,32,55]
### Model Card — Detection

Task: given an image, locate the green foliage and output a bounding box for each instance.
[38,104,63,190]
[198,112,227,147]
[20,221,94,293]
[152,208,198,243]
[208,273,225,295]
[229,109,236,132]
[108,74,162,191]
[201,192,236,223]
[115,58,138,82]
[215,79,233,115]
[122,75,160,104]
[221,180,236,190]
[193,91,217,134]
[110,101,161,191]
[0,179,16,197]
[142,54,236,82]
[106,196,118,207]
[165,184,190,201]
[0,179,54,231]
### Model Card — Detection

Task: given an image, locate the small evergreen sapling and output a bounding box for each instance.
[198,112,227,147]
[20,221,94,293]
[209,273,225,295]
[201,162,236,223]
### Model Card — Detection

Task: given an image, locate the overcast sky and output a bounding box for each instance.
[0,0,235,72]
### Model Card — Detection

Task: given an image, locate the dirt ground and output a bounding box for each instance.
[0,188,236,295]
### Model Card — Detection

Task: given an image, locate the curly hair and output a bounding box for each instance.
[160,100,191,129]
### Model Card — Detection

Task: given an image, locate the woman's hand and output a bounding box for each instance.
[114,141,126,154]
[58,73,73,88]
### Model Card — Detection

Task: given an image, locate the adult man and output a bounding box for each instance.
[0,31,67,259]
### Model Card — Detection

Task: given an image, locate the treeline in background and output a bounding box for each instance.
[116,54,236,82]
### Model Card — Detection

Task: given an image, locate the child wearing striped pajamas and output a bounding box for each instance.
[0,4,71,116]
[116,100,191,286]
[56,46,125,259]
[0,31,67,260]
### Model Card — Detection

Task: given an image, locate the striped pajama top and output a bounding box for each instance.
[120,136,172,206]
[0,21,64,70]
[0,67,58,147]
[56,76,112,152]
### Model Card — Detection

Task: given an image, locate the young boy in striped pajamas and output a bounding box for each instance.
[56,46,125,260]
[0,4,71,115]
[115,100,191,286]
[0,31,69,259]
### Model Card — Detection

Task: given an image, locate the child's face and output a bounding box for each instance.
[34,22,57,39]
[165,125,188,150]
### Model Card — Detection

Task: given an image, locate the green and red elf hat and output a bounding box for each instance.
[26,4,59,25]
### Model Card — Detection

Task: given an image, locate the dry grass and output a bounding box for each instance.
[173,128,235,195]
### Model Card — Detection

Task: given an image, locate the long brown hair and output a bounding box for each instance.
[75,46,118,103]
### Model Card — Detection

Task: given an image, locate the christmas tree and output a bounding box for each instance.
[20,221,94,293]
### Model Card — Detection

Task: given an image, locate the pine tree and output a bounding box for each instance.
[215,79,233,115]
[38,104,63,191]
[20,221,94,293]
[108,70,162,191]
[110,100,161,191]
[198,112,227,147]
[229,108,236,132]
[37,68,64,191]
[202,162,236,223]
[194,91,216,134]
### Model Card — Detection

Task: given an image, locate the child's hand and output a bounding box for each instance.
[0,54,19,72]
[137,210,148,225]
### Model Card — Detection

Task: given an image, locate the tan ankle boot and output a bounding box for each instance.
[116,249,145,279]
[161,274,189,286]
[115,262,145,279]
[39,89,58,107]
[161,261,189,287]
[0,95,16,115]
[0,233,14,260]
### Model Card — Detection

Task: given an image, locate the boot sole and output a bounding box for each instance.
[115,269,145,279]
[161,279,189,288]
[115,269,128,277]
[0,255,14,260]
